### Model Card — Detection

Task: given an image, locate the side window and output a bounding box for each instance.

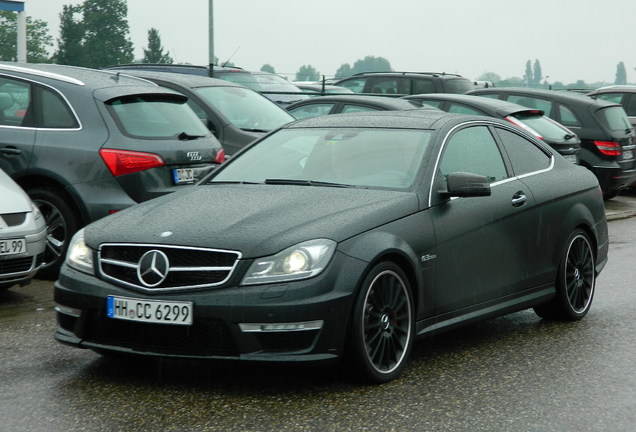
[595,93,623,105]
[288,103,334,119]
[417,99,443,108]
[40,87,78,128]
[338,79,365,93]
[0,77,31,127]
[367,78,401,95]
[507,95,552,113]
[558,104,582,127]
[625,95,636,117]
[341,104,381,113]
[447,103,485,116]
[412,78,436,94]
[495,128,551,175]
[440,126,508,183]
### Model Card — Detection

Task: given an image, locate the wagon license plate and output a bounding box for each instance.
[0,238,26,256]
[106,296,193,325]
[623,150,633,160]
[173,168,195,184]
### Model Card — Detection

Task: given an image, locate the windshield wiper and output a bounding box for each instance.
[241,128,270,133]
[177,132,206,141]
[264,178,353,188]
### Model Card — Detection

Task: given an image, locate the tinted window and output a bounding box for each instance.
[595,93,623,105]
[341,104,382,113]
[414,99,443,108]
[507,95,552,113]
[440,126,508,183]
[412,79,435,94]
[558,105,582,127]
[625,96,636,116]
[511,113,574,141]
[598,106,632,131]
[0,77,30,127]
[288,103,334,119]
[108,95,211,139]
[367,78,403,95]
[495,128,551,175]
[447,103,485,115]
[40,88,78,128]
[337,79,365,93]
[444,78,475,93]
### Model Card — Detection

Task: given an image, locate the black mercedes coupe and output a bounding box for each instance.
[54,110,609,383]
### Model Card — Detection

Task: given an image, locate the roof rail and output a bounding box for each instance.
[351,71,464,78]
[0,63,85,86]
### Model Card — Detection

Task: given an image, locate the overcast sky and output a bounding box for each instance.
[22,0,636,84]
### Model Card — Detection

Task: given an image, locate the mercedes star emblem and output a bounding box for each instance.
[137,250,170,287]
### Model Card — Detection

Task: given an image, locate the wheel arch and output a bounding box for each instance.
[16,175,87,225]
[553,202,600,271]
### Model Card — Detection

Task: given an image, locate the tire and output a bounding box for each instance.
[348,262,414,384]
[533,229,596,321]
[27,187,81,280]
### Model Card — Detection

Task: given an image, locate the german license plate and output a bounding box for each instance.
[623,150,634,160]
[0,238,26,256]
[106,295,193,325]
[173,168,195,184]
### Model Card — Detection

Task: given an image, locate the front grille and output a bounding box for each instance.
[84,314,238,356]
[0,256,34,276]
[98,243,241,292]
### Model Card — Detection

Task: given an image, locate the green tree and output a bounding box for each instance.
[260,64,275,73]
[142,28,173,64]
[295,64,320,81]
[533,59,543,86]
[52,5,85,65]
[615,61,627,85]
[476,72,501,85]
[82,0,134,68]
[0,11,53,62]
[523,60,533,86]
[335,63,352,79]
[351,56,391,74]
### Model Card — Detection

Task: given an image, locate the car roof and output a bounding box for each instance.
[105,69,244,89]
[467,87,620,108]
[588,85,636,95]
[285,109,489,130]
[287,95,421,110]
[405,93,545,117]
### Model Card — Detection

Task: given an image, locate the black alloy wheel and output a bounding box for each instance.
[28,187,80,280]
[534,229,596,321]
[349,262,414,383]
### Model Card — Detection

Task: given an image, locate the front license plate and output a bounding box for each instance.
[0,238,26,256]
[173,168,195,184]
[106,296,193,325]
[623,150,634,160]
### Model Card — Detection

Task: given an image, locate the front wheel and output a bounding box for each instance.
[348,262,414,384]
[534,229,596,321]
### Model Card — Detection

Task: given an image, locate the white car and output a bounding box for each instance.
[0,168,47,289]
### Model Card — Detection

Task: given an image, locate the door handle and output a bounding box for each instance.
[511,192,527,207]
[0,146,22,155]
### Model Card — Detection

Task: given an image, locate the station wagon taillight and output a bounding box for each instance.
[593,141,621,156]
[215,148,226,164]
[100,149,166,176]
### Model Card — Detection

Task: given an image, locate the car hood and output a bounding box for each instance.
[86,184,419,258]
[0,173,32,213]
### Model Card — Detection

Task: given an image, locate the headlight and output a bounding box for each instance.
[241,239,336,285]
[66,228,94,275]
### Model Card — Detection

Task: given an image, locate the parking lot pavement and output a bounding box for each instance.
[605,190,636,221]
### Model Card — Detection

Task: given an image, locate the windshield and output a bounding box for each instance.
[599,106,633,132]
[209,128,431,189]
[195,86,294,131]
[107,95,210,139]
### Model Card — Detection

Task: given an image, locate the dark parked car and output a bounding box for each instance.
[292,82,354,96]
[334,72,475,96]
[587,85,636,128]
[286,95,424,119]
[0,62,224,277]
[467,87,636,199]
[105,69,295,155]
[55,110,608,384]
[404,93,581,163]
[0,168,47,290]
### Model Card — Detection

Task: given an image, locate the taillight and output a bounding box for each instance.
[215,148,226,164]
[593,141,621,156]
[99,149,166,176]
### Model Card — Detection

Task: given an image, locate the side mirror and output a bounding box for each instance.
[442,172,491,198]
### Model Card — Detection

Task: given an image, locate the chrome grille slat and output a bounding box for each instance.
[98,243,241,292]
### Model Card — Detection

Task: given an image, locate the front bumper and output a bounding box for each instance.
[54,252,365,363]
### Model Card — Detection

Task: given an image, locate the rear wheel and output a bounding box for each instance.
[27,187,80,280]
[534,229,595,321]
[348,262,414,384]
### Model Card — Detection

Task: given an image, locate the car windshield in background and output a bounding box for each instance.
[194,86,294,131]
[599,106,633,131]
[218,73,302,94]
[107,95,211,139]
[511,113,576,141]
[209,128,431,189]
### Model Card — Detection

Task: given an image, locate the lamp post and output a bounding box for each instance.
[208,0,214,76]
[1,0,26,62]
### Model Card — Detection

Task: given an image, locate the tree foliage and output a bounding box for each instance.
[295,64,320,81]
[335,63,352,79]
[260,64,276,73]
[335,56,392,79]
[533,59,543,85]
[52,5,85,65]
[615,61,627,85]
[0,11,53,62]
[142,28,173,64]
